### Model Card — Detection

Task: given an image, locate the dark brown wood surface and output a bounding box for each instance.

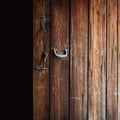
[33,0,50,120]
[70,0,88,119]
[88,0,106,119]
[50,0,69,120]
[33,0,120,120]
[107,0,118,120]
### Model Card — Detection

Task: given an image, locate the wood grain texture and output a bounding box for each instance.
[50,0,69,120]
[107,0,118,119]
[33,0,50,120]
[118,0,120,119]
[88,0,106,119]
[33,1,119,120]
[70,0,88,120]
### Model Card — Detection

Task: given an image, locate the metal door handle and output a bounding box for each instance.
[52,48,69,58]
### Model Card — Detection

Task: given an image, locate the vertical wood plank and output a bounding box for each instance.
[88,0,106,119]
[118,0,120,119]
[50,0,69,120]
[70,0,88,120]
[107,0,118,119]
[33,0,50,120]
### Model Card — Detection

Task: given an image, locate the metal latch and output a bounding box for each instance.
[35,52,48,71]
[41,16,50,32]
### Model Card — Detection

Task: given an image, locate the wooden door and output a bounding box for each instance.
[33,0,120,120]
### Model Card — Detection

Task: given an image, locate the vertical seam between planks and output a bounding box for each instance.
[49,0,52,120]
[106,0,108,119]
[87,0,90,120]
[117,0,118,119]
[68,0,71,119]
[105,0,108,120]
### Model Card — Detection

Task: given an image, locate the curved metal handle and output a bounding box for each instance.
[52,48,69,58]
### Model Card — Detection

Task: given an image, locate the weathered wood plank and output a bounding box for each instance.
[33,0,50,120]
[107,0,118,119]
[70,0,88,120]
[88,0,106,119]
[118,0,120,119]
[50,0,69,120]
